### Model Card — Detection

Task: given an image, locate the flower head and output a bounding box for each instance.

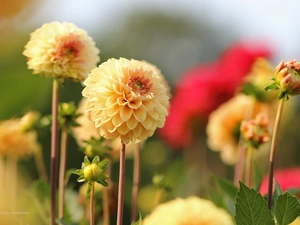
[23,21,100,81]
[240,113,270,149]
[0,112,41,159]
[266,60,300,99]
[159,41,271,149]
[206,94,270,165]
[143,196,234,225]
[82,58,169,144]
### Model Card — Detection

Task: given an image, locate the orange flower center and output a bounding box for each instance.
[57,35,84,58]
[128,76,152,94]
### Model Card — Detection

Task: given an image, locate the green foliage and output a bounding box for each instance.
[212,174,238,201]
[275,192,299,225]
[235,181,274,225]
[131,213,143,225]
[152,174,173,192]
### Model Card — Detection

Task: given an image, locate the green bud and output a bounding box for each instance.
[83,164,103,182]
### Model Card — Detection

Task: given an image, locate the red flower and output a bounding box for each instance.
[260,167,300,196]
[159,41,272,149]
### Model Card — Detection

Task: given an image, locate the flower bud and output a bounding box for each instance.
[269,60,300,98]
[240,113,270,149]
[83,163,103,182]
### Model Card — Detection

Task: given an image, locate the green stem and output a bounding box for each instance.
[90,182,95,225]
[102,186,110,225]
[116,141,126,225]
[50,79,59,225]
[58,127,68,221]
[267,98,285,209]
[34,146,48,181]
[131,143,140,222]
[154,189,162,207]
[245,146,253,187]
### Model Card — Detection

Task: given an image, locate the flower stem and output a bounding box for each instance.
[116,141,126,225]
[90,182,95,225]
[267,98,285,209]
[50,79,59,225]
[103,186,110,225]
[58,126,68,221]
[245,146,253,187]
[154,189,162,207]
[34,146,48,181]
[131,143,140,222]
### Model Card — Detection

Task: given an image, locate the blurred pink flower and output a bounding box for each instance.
[259,167,300,196]
[159,41,271,149]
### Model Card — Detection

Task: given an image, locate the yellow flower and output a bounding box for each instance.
[0,114,40,159]
[290,217,300,225]
[143,196,234,225]
[206,94,270,165]
[82,58,169,144]
[23,21,100,81]
[73,98,138,159]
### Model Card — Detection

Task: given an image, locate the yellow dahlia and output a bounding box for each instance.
[143,196,234,225]
[206,94,271,165]
[0,113,40,159]
[23,21,100,81]
[82,58,169,144]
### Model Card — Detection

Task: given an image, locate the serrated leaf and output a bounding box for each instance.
[275,192,299,225]
[235,181,274,225]
[212,174,238,200]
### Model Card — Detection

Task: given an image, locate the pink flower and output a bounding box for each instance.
[159,41,271,149]
[259,167,300,196]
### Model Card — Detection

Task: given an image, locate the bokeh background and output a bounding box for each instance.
[2,0,300,224]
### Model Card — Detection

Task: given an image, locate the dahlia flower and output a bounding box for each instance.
[206,94,270,165]
[159,42,271,149]
[143,196,234,225]
[82,58,169,144]
[23,21,100,81]
[0,113,40,159]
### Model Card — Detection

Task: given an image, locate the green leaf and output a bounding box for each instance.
[212,174,238,200]
[275,192,299,225]
[131,212,143,225]
[84,155,91,165]
[92,155,100,164]
[235,181,274,225]
[265,83,279,91]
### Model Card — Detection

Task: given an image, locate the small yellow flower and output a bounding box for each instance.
[23,21,100,81]
[143,196,234,225]
[82,58,169,144]
[0,114,40,159]
[206,94,270,165]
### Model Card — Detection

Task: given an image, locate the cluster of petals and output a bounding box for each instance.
[206,94,270,165]
[0,114,40,159]
[82,58,169,144]
[23,21,100,81]
[159,41,271,149]
[143,196,234,225]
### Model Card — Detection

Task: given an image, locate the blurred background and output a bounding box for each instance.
[1,0,300,224]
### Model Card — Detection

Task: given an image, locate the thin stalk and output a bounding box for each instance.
[103,158,112,225]
[154,189,162,207]
[50,79,59,225]
[233,145,246,186]
[34,146,48,181]
[102,186,110,225]
[58,126,68,221]
[90,182,95,225]
[267,98,285,209]
[131,143,140,222]
[245,146,253,187]
[116,141,126,225]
